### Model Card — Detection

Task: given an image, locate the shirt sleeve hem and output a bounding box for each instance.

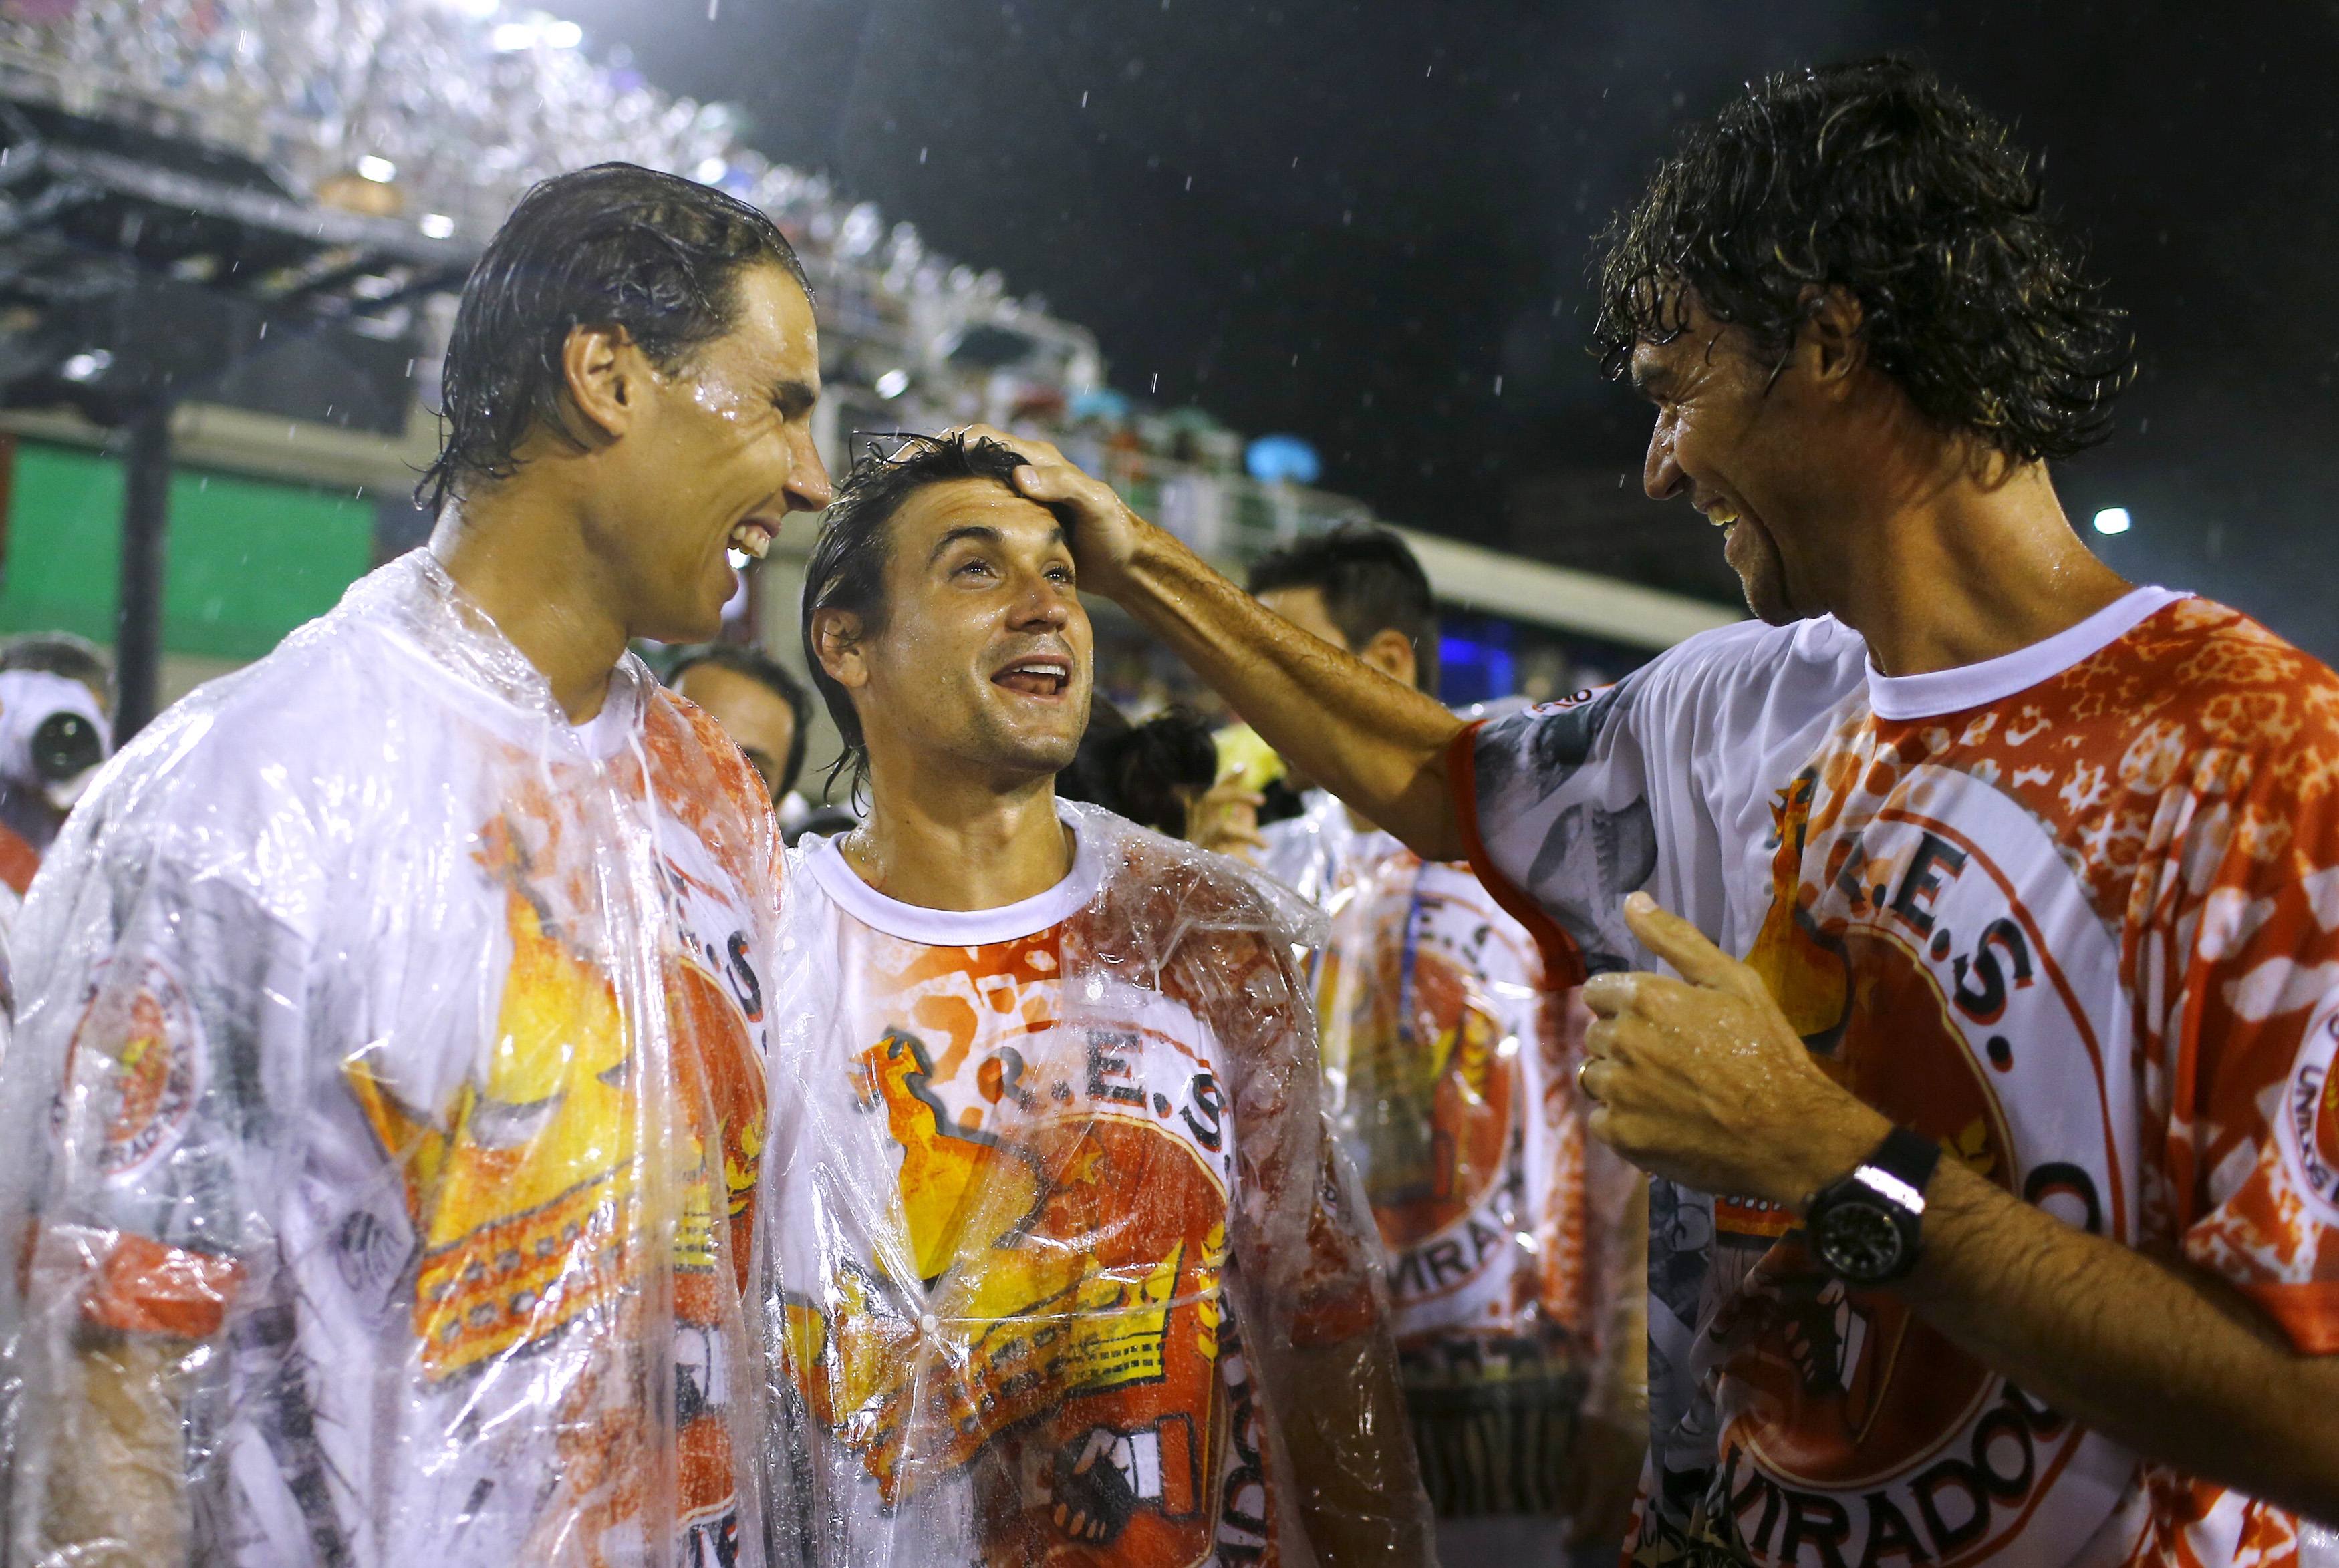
[1446,720,1586,989]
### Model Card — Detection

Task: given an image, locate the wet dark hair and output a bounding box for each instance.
[800,431,1033,796]
[1594,57,2134,462]
[417,162,809,514]
[667,641,813,798]
[1057,699,1218,839]
[1248,524,1440,697]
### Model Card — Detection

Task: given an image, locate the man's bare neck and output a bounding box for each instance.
[841,766,1073,913]
[1820,457,2132,679]
[429,488,628,722]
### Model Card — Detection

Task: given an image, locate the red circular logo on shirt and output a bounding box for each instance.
[1722,925,2012,1488]
[61,958,203,1183]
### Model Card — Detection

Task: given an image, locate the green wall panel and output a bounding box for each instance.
[0,440,374,661]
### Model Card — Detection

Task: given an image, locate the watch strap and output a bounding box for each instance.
[1856,1124,1941,1211]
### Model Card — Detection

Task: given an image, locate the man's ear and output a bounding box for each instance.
[810,608,869,693]
[560,322,644,444]
[1359,627,1419,691]
[1795,284,1867,389]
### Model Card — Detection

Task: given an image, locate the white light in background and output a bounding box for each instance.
[542,19,582,47]
[2092,507,2132,536]
[356,154,398,183]
[490,21,536,49]
[873,368,910,399]
[418,212,456,239]
[696,157,728,183]
[59,349,112,381]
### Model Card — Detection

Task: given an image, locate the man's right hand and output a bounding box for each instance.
[960,423,1145,598]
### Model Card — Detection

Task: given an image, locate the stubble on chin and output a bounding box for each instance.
[962,706,1083,781]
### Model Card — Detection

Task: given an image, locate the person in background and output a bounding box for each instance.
[0,633,114,924]
[0,631,114,720]
[1240,526,1647,1567]
[972,56,2339,1568]
[0,162,832,1566]
[765,430,1433,1565]
[1055,694,1222,840]
[670,641,813,806]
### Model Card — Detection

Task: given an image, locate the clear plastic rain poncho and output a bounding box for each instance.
[0,551,783,1567]
[1260,790,1641,1520]
[756,800,1435,1567]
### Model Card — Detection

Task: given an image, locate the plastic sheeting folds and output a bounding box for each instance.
[1262,790,1641,1520]
[0,551,783,1567]
[758,802,1435,1567]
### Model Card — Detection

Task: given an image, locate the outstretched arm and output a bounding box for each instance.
[968,425,1470,861]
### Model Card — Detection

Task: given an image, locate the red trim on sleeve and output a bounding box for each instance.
[1446,720,1586,989]
[2233,1281,2339,1355]
[78,1231,245,1339]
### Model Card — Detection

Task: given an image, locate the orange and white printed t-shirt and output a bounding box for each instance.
[761,807,1387,1568]
[0,554,781,1568]
[1457,589,2339,1568]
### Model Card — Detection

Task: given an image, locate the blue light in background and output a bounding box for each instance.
[1438,617,1515,708]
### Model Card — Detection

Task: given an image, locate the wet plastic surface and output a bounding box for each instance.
[0,551,784,1566]
[757,802,1435,1566]
[1261,791,1641,1516]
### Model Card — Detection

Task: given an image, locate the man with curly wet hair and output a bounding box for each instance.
[969,57,2339,1568]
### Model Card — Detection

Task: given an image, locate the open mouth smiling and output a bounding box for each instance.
[992,654,1072,699]
[728,517,779,559]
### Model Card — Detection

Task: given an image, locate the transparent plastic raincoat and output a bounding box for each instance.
[1260,790,1641,1520]
[0,552,782,1567]
[756,802,1435,1567]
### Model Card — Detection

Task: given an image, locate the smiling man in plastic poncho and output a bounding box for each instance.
[761,432,1435,1567]
[0,163,832,1567]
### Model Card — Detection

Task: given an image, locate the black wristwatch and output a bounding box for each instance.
[1803,1126,1941,1286]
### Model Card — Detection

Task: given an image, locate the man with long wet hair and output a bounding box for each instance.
[973,57,2339,1568]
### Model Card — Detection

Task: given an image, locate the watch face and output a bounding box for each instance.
[1815,1200,1905,1284]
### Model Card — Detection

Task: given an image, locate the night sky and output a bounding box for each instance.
[563,0,2339,658]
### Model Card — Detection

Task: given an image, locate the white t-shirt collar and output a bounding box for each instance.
[1865,587,2185,721]
[804,802,1104,945]
[569,693,634,760]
